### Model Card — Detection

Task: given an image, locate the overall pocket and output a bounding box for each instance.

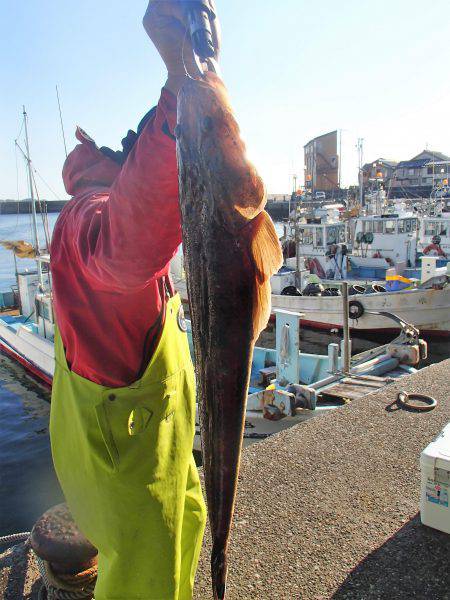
[94,372,181,481]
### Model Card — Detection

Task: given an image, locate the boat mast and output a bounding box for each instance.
[357,137,364,208]
[22,106,43,286]
[56,85,68,159]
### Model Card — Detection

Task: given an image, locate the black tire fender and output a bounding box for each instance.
[281,286,302,296]
[349,284,366,296]
[349,300,364,320]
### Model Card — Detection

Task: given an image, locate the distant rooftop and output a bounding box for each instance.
[304,130,337,148]
[412,150,449,162]
[397,158,431,169]
[363,158,398,170]
[365,150,450,173]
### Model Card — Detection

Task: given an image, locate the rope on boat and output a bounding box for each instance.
[35,555,96,600]
[0,531,96,599]
[0,532,30,547]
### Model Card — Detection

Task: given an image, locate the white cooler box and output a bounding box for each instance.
[420,422,450,534]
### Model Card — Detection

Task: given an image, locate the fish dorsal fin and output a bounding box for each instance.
[245,211,283,340]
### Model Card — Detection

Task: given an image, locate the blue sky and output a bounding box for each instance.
[1,0,449,199]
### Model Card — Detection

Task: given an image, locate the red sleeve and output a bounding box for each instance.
[67,89,181,292]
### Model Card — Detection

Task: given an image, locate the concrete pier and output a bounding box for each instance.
[1,359,449,599]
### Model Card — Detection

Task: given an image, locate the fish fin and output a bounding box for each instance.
[246,211,283,339]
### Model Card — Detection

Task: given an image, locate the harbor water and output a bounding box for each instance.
[0,214,448,537]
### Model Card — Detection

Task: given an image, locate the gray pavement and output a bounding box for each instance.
[194,359,450,599]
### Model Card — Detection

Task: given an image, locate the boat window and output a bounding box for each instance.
[384,220,396,234]
[411,218,419,231]
[373,220,384,233]
[338,226,345,242]
[326,226,338,244]
[316,227,324,246]
[298,227,313,245]
[37,301,51,320]
[363,221,373,233]
[425,221,449,236]
[399,219,414,233]
[425,222,437,236]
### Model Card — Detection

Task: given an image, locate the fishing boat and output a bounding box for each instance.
[271,273,450,337]
[0,108,54,384]
[173,252,450,336]
[417,212,449,264]
[282,203,349,281]
[261,191,450,335]
[0,260,54,386]
[348,210,449,280]
[284,188,449,281]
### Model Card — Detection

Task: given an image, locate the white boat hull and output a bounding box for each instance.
[174,278,450,335]
[271,287,450,335]
[0,321,54,384]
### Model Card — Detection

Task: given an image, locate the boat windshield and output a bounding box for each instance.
[316,227,324,247]
[297,227,314,245]
[398,218,419,233]
[326,225,345,244]
[363,219,396,234]
[424,220,448,236]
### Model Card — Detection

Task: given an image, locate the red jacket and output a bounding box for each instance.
[51,89,181,387]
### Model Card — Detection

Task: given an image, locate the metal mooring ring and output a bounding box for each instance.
[397,391,437,412]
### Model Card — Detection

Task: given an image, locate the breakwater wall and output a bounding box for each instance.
[266,201,290,220]
[0,201,68,215]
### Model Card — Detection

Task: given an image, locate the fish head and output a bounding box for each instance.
[176,73,266,232]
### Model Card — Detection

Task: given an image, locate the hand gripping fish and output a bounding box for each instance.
[176,72,283,599]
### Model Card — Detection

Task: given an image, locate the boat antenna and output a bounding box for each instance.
[22,106,43,287]
[56,85,68,159]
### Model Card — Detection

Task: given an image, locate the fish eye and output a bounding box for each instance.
[203,116,214,132]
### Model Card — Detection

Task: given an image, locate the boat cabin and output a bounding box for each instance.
[418,215,450,263]
[293,221,348,280]
[11,252,55,343]
[296,222,346,252]
[351,214,419,269]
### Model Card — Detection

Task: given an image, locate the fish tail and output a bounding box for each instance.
[211,543,228,600]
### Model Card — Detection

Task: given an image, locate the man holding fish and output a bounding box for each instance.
[50,2,219,599]
[51,0,281,598]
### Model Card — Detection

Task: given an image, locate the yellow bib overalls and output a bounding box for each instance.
[50,294,206,600]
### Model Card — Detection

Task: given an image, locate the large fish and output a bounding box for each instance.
[176,72,282,599]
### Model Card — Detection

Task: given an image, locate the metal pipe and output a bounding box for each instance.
[23,107,39,254]
[295,223,301,290]
[342,281,351,373]
[328,343,339,374]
